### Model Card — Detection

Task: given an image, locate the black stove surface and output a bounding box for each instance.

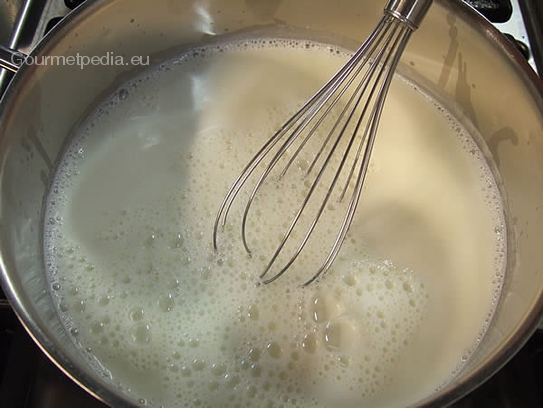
[467,0,513,22]
[1,0,543,407]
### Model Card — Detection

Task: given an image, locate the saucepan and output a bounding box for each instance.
[0,0,542,406]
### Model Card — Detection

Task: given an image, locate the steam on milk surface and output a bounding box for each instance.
[44,39,506,407]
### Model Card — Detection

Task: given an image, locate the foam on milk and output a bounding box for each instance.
[44,39,506,407]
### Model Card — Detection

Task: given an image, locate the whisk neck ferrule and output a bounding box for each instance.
[384,0,433,29]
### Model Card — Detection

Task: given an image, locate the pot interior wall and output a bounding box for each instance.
[0,0,542,406]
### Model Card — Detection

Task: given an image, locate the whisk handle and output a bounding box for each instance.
[385,0,433,29]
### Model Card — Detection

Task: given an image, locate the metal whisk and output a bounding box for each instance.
[213,0,432,285]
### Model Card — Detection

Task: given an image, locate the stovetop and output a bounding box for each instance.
[1,0,543,407]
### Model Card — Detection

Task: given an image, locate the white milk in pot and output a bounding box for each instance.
[43,38,506,407]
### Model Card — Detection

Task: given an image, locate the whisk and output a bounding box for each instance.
[213,0,433,285]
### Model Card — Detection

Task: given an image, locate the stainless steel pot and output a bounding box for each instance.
[0,0,542,406]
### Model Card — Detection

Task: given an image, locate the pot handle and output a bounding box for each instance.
[0,45,25,73]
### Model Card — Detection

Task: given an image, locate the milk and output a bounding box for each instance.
[44,39,506,407]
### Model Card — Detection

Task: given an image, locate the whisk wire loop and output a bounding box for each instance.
[257,19,408,285]
[213,1,429,285]
[314,25,415,286]
[263,19,414,286]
